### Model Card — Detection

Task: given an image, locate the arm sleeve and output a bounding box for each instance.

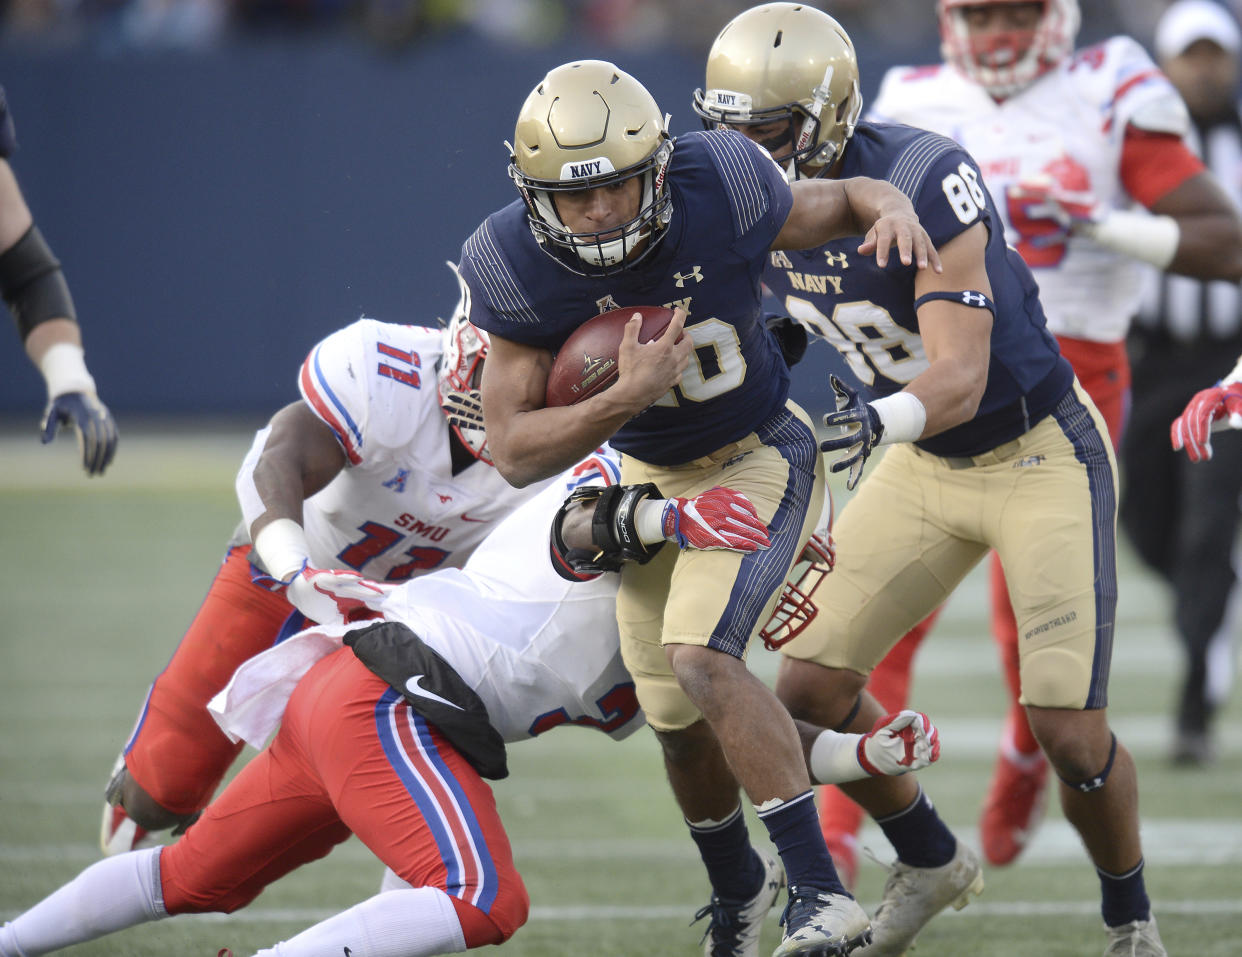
[1119,126,1206,208]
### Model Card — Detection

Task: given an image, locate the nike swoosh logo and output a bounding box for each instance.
[404,674,465,711]
[459,512,489,523]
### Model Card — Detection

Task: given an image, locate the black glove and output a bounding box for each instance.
[820,375,882,491]
[765,313,809,368]
[41,391,119,476]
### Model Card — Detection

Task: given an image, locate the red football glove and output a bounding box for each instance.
[1171,382,1242,463]
[661,486,772,552]
[285,565,394,625]
[1005,175,1101,247]
[857,710,941,777]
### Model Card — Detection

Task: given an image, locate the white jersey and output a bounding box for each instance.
[210,450,642,747]
[235,318,550,581]
[871,37,1189,343]
[377,448,642,743]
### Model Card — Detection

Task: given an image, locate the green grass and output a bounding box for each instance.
[1,426,1240,955]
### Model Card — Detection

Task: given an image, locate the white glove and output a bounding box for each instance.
[857,710,941,777]
[285,564,394,625]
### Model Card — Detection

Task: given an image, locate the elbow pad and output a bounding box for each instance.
[549,483,666,581]
[0,225,76,338]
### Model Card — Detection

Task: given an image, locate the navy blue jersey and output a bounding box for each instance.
[762,122,1073,458]
[0,86,16,159]
[460,130,794,465]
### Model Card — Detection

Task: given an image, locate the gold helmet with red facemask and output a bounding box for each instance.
[939,0,1081,99]
[759,487,835,651]
[438,262,492,465]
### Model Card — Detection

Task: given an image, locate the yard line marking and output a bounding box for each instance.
[4,899,1238,925]
[4,819,1242,865]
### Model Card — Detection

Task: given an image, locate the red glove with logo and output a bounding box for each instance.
[1171,381,1242,462]
[661,486,772,552]
[285,565,394,625]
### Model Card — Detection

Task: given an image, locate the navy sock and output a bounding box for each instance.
[1099,859,1151,927]
[687,806,764,902]
[757,790,847,897]
[875,786,957,868]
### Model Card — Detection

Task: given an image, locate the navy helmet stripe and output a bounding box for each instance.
[1052,388,1118,708]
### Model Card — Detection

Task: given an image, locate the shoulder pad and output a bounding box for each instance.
[1127,93,1192,137]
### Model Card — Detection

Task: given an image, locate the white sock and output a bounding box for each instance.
[254,887,467,957]
[0,847,165,956]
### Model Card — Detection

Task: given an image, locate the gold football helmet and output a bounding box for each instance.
[693,2,862,180]
[508,60,674,277]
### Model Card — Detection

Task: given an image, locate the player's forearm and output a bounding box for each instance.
[488,399,635,488]
[904,357,988,438]
[1161,208,1242,282]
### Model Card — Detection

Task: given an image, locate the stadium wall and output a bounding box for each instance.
[1,34,929,420]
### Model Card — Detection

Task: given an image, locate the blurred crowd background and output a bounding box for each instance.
[0,0,1211,57]
[2,0,1240,421]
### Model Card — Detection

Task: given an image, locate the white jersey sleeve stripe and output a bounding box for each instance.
[463,221,542,327]
[700,130,771,237]
[888,133,959,199]
[299,344,364,465]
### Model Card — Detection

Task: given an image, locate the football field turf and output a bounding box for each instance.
[1,425,1239,956]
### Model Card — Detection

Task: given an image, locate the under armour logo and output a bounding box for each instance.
[673,267,704,287]
[382,468,410,493]
[962,291,988,306]
[1077,776,1105,793]
[823,251,849,269]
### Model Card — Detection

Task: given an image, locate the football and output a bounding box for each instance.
[544,305,677,407]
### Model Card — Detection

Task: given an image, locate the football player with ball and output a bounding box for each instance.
[693,4,1197,956]
[457,58,940,957]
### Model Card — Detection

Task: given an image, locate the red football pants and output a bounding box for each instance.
[123,546,305,815]
[159,648,528,947]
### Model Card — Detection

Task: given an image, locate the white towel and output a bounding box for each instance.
[207,625,352,748]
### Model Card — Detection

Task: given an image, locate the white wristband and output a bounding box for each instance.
[809,729,868,785]
[39,342,96,400]
[635,498,669,545]
[253,518,310,582]
[1080,210,1179,270]
[871,391,927,446]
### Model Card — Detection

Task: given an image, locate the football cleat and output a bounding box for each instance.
[1103,917,1168,957]
[773,886,871,957]
[692,845,784,957]
[979,743,1049,866]
[100,754,160,856]
[854,840,983,956]
[100,803,159,857]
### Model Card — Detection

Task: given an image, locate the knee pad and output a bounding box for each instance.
[1057,732,1117,792]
